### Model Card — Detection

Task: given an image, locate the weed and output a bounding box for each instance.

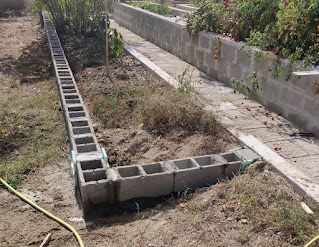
[131,2,172,15]
[89,78,221,136]
[177,69,193,94]
[236,230,250,244]
[9,81,18,88]
[276,204,316,245]
[0,79,66,188]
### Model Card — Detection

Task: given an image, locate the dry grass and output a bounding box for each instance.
[90,81,222,136]
[177,162,319,246]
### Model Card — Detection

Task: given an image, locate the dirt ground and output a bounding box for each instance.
[0,9,318,247]
[66,52,237,167]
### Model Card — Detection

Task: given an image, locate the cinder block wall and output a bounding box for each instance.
[114,2,319,136]
[0,0,25,10]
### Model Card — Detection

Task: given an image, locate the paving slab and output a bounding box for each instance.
[111,19,319,203]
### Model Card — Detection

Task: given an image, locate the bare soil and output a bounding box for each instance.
[0,10,318,247]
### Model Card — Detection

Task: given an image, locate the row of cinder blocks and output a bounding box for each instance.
[42,12,109,212]
[80,148,261,206]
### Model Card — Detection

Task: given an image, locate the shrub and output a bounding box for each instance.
[130,2,172,15]
[186,0,319,93]
[34,0,124,60]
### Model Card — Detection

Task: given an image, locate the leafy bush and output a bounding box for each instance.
[35,0,124,61]
[35,0,106,35]
[186,0,319,65]
[130,2,172,15]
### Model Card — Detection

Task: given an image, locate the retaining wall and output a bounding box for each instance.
[0,0,25,10]
[114,3,319,136]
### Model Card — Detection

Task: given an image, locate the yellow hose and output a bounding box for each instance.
[0,178,84,247]
[305,234,319,247]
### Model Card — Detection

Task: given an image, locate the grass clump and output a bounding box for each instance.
[219,163,319,246]
[90,80,220,136]
[131,2,172,15]
[0,80,67,188]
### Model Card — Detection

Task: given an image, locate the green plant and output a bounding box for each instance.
[109,28,124,60]
[34,0,106,35]
[131,2,172,15]
[0,80,66,188]
[34,0,124,61]
[186,0,319,95]
[230,73,261,95]
[177,69,193,94]
[236,230,250,244]
[277,204,317,245]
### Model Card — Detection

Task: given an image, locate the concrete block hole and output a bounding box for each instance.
[194,156,219,167]
[56,60,66,64]
[63,89,77,94]
[142,163,166,174]
[66,99,81,104]
[221,152,241,162]
[71,120,88,127]
[73,127,91,135]
[173,159,197,170]
[118,166,142,178]
[61,81,74,85]
[75,136,94,145]
[69,112,86,118]
[62,85,75,90]
[77,144,97,153]
[80,160,103,170]
[83,170,107,182]
[65,94,79,100]
[68,106,83,112]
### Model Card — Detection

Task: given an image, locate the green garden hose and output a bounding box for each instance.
[0,178,84,247]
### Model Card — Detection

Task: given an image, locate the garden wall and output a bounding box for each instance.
[114,2,319,136]
[0,0,25,10]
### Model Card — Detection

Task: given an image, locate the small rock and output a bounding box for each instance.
[241,219,248,224]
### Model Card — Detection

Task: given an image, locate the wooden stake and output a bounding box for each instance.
[104,0,109,70]
[40,233,52,247]
[301,202,314,215]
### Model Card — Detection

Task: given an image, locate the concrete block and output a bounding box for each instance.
[140,162,174,196]
[303,95,319,117]
[288,89,305,112]
[236,47,252,69]
[171,158,202,192]
[193,155,225,186]
[84,180,108,205]
[292,71,319,91]
[221,42,237,63]
[235,148,262,161]
[199,34,210,51]
[219,152,242,178]
[114,165,144,202]
[0,0,25,10]
[216,59,230,77]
